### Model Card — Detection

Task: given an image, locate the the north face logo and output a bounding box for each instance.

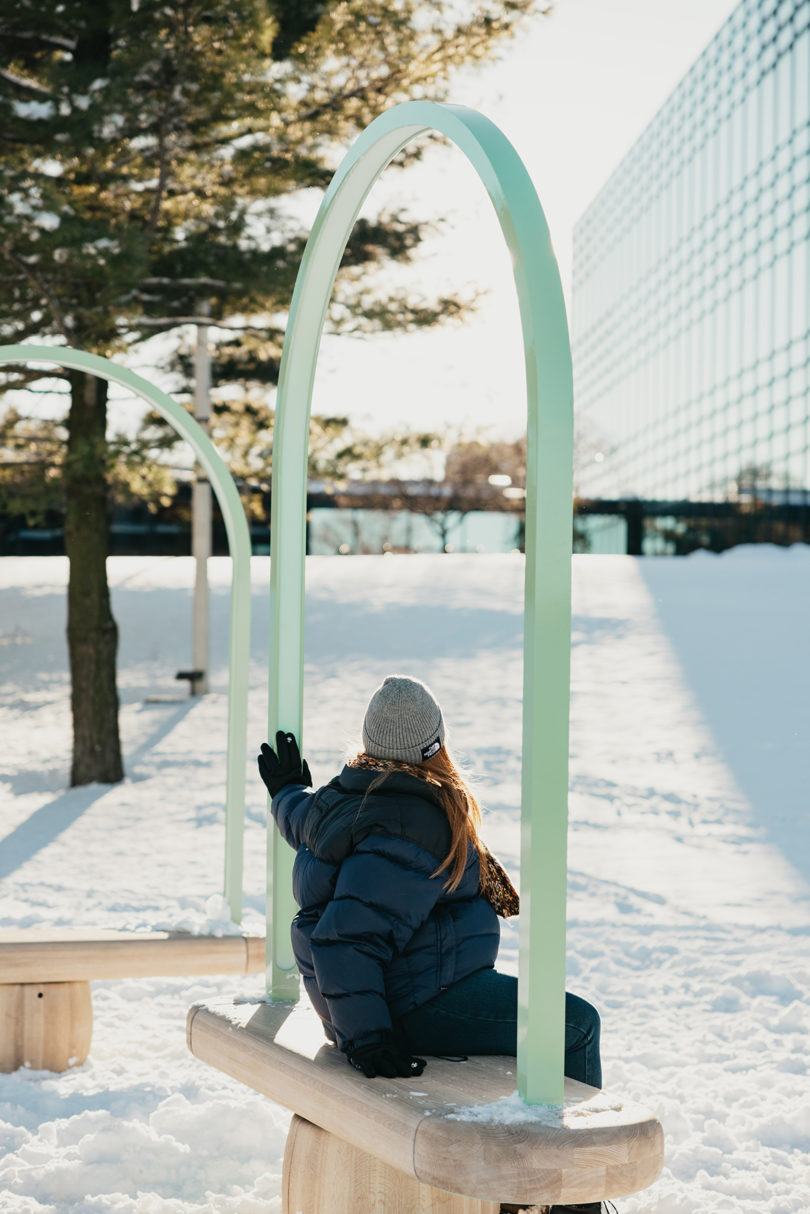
[421,738,441,760]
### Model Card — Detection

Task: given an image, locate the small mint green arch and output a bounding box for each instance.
[266,102,574,1104]
[0,345,252,924]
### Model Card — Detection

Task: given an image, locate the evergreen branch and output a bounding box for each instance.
[0,368,70,390]
[0,387,69,395]
[0,459,62,468]
[290,2,536,130]
[124,316,282,332]
[0,132,45,145]
[138,277,242,290]
[0,248,73,344]
[0,67,55,96]
[114,122,285,164]
[292,67,407,129]
[181,125,273,154]
[0,29,76,52]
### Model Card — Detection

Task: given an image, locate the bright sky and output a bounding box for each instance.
[21,0,741,446]
[312,0,741,438]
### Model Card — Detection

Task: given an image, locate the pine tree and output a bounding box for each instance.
[0,0,544,784]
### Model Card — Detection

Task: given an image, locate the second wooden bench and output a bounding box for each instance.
[0,929,265,1072]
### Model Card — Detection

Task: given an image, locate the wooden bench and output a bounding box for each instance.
[187,996,665,1213]
[0,929,264,1073]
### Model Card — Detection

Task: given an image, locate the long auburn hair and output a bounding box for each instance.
[352,746,485,893]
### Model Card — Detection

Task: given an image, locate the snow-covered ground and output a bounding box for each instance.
[1,549,808,1213]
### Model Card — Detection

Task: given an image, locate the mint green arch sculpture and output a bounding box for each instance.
[267,102,574,1104]
[0,345,252,924]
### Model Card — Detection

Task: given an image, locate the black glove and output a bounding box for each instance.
[348,1038,427,1079]
[258,731,312,798]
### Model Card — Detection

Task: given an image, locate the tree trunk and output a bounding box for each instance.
[64,371,123,785]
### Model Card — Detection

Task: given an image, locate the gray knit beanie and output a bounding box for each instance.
[362,675,445,764]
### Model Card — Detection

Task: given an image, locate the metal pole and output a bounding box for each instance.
[192,304,211,695]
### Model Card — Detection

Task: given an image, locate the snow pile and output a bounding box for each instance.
[1,549,809,1212]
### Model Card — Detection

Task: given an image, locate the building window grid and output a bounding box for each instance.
[573,7,806,505]
[572,6,810,281]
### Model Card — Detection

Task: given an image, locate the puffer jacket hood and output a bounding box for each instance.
[301,764,451,866]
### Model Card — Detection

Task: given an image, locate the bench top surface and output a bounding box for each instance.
[0,931,265,981]
[187,996,664,1205]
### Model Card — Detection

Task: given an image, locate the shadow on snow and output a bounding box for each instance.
[0,700,194,880]
[636,556,810,887]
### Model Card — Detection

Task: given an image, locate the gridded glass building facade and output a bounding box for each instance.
[572,0,810,506]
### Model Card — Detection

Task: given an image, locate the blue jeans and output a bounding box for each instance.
[395,968,602,1089]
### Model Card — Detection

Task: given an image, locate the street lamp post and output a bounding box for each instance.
[191,304,212,695]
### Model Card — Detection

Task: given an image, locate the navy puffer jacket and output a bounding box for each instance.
[271,764,499,1053]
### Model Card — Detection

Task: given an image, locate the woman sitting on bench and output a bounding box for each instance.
[259,674,607,1214]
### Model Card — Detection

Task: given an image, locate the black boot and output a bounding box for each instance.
[499,1206,550,1213]
[500,1201,616,1214]
[550,1207,599,1213]
[550,1203,617,1213]
[550,1206,600,1213]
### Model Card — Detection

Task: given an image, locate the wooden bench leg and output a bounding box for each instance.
[0,981,93,1073]
[283,1114,502,1214]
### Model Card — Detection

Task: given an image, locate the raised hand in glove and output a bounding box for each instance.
[348,1037,427,1079]
[258,731,312,798]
